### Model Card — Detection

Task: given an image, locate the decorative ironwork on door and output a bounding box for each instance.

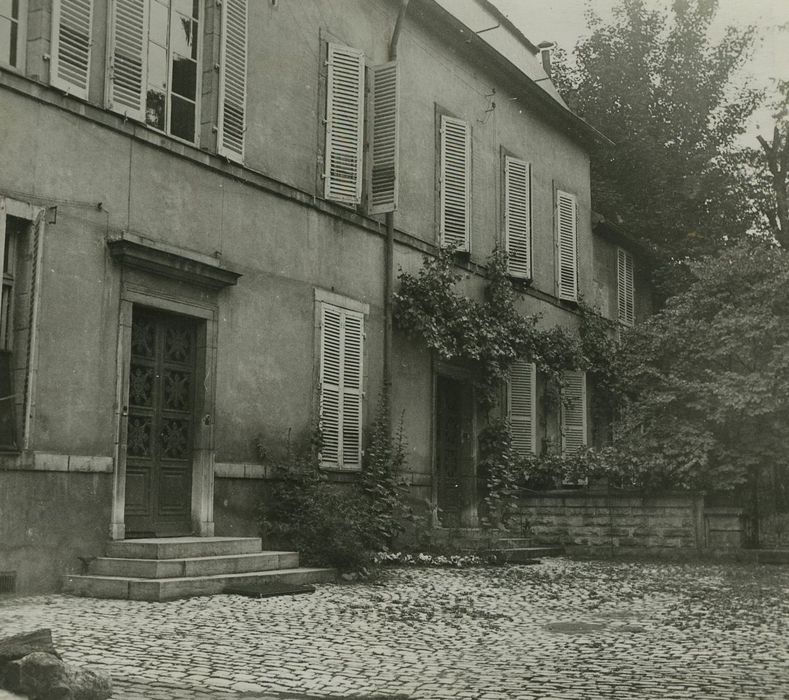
[125,308,197,536]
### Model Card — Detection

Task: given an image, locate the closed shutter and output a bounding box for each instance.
[556,190,578,301]
[218,0,248,162]
[107,0,148,122]
[509,359,536,456]
[341,311,364,469]
[324,43,365,204]
[561,371,586,454]
[504,156,531,278]
[617,248,635,326]
[50,0,93,99]
[368,61,399,214]
[439,115,471,250]
[319,304,364,469]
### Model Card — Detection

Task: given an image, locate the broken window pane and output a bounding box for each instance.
[171,14,196,60]
[171,55,196,100]
[170,95,195,141]
[146,89,166,130]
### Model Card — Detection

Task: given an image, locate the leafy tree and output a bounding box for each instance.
[756,81,789,247]
[554,0,762,263]
[610,242,789,501]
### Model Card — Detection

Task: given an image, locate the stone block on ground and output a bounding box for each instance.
[9,652,111,700]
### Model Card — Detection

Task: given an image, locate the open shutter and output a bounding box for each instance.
[218,0,248,162]
[319,304,342,467]
[561,371,586,454]
[617,248,635,326]
[509,360,536,456]
[341,311,364,469]
[556,190,578,301]
[439,115,471,250]
[106,0,148,122]
[50,0,93,99]
[324,43,364,204]
[368,61,399,214]
[504,156,531,278]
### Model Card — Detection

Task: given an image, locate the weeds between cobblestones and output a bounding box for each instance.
[1,558,788,699]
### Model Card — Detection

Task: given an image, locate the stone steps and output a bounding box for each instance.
[757,549,789,564]
[485,546,565,563]
[63,537,335,601]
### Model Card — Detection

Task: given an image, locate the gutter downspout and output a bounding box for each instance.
[384,0,409,429]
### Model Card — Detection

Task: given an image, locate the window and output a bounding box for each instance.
[617,247,635,327]
[319,302,364,470]
[439,114,471,251]
[107,0,202,143]
[504,155,531,278]
[0,0,24,69]
[560,370,586,454]
[509,359,536,457]
[556,189,578,301]
[367,61,399,214]
[51,0,92,98]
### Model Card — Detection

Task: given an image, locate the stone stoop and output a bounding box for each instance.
[485,538,564,563]
[63,537,336,601]
[757,549,789,565]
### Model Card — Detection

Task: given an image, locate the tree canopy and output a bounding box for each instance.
[553,0,763,262]
[610,242,789,493]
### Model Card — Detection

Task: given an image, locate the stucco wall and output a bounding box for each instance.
[0,471,112,592]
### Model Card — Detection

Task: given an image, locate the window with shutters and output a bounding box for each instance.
[107,0,202,143]
[439,114,471,251]
[319,302,364,470]
[503,155,531,278]
[51,0,92,97]
[560,370,586,454]
[509,359,536,457]
[367,61,399,214]
[324,43,365,205]
[217,0,247,162]
[556,189,578,301]
[0,0,26,70]
[617,247,635,327]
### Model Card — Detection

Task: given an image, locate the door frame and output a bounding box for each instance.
[431,360,479,529]
[111,286,218,540]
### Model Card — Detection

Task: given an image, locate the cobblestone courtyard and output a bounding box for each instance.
[1,558,788,699]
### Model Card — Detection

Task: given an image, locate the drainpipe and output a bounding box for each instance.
[384,0,409,429]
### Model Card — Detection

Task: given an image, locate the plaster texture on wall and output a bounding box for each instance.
[0,471,112,592]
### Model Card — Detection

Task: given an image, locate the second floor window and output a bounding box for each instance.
[0,0,22,69]
[556,189,578,301]
[107,0,201,143]
[145,0,200,141]
[617,247,635,326]
[439,114,471,251]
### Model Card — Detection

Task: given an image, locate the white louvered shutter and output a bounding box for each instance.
[439,115,471,250]
[218,0,248,162]
[368,61,399,214]
[617,248,635,326]
[561,371,587,454]
[556,190,578,301]
[341,311,364,469]
[504,156,531,278]
[320,304,342,467]
[509,360,536,456]
[324,43,365,204]
[50,0,93,99]
[107,0,148,122]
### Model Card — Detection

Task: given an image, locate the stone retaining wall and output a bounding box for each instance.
[519,490,744,554]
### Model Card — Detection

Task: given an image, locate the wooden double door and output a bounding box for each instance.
[124,307,198,537]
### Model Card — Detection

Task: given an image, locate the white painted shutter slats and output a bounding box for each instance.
[556,190,578,301]
[509,360,536,456]
[50,0,93,99]
[218,0,248,162]
[368,61,399,214]
[504,156,531,278]
[341,313,364,469]
[439,115,471,250]
[561,371,587,454]
[324,43,365,204]
[107,0,148,122]
[320,305,342,466]
[617,248,635,326]
[319,304,364,469]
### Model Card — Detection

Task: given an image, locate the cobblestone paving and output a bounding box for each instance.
[1,559,788,699]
